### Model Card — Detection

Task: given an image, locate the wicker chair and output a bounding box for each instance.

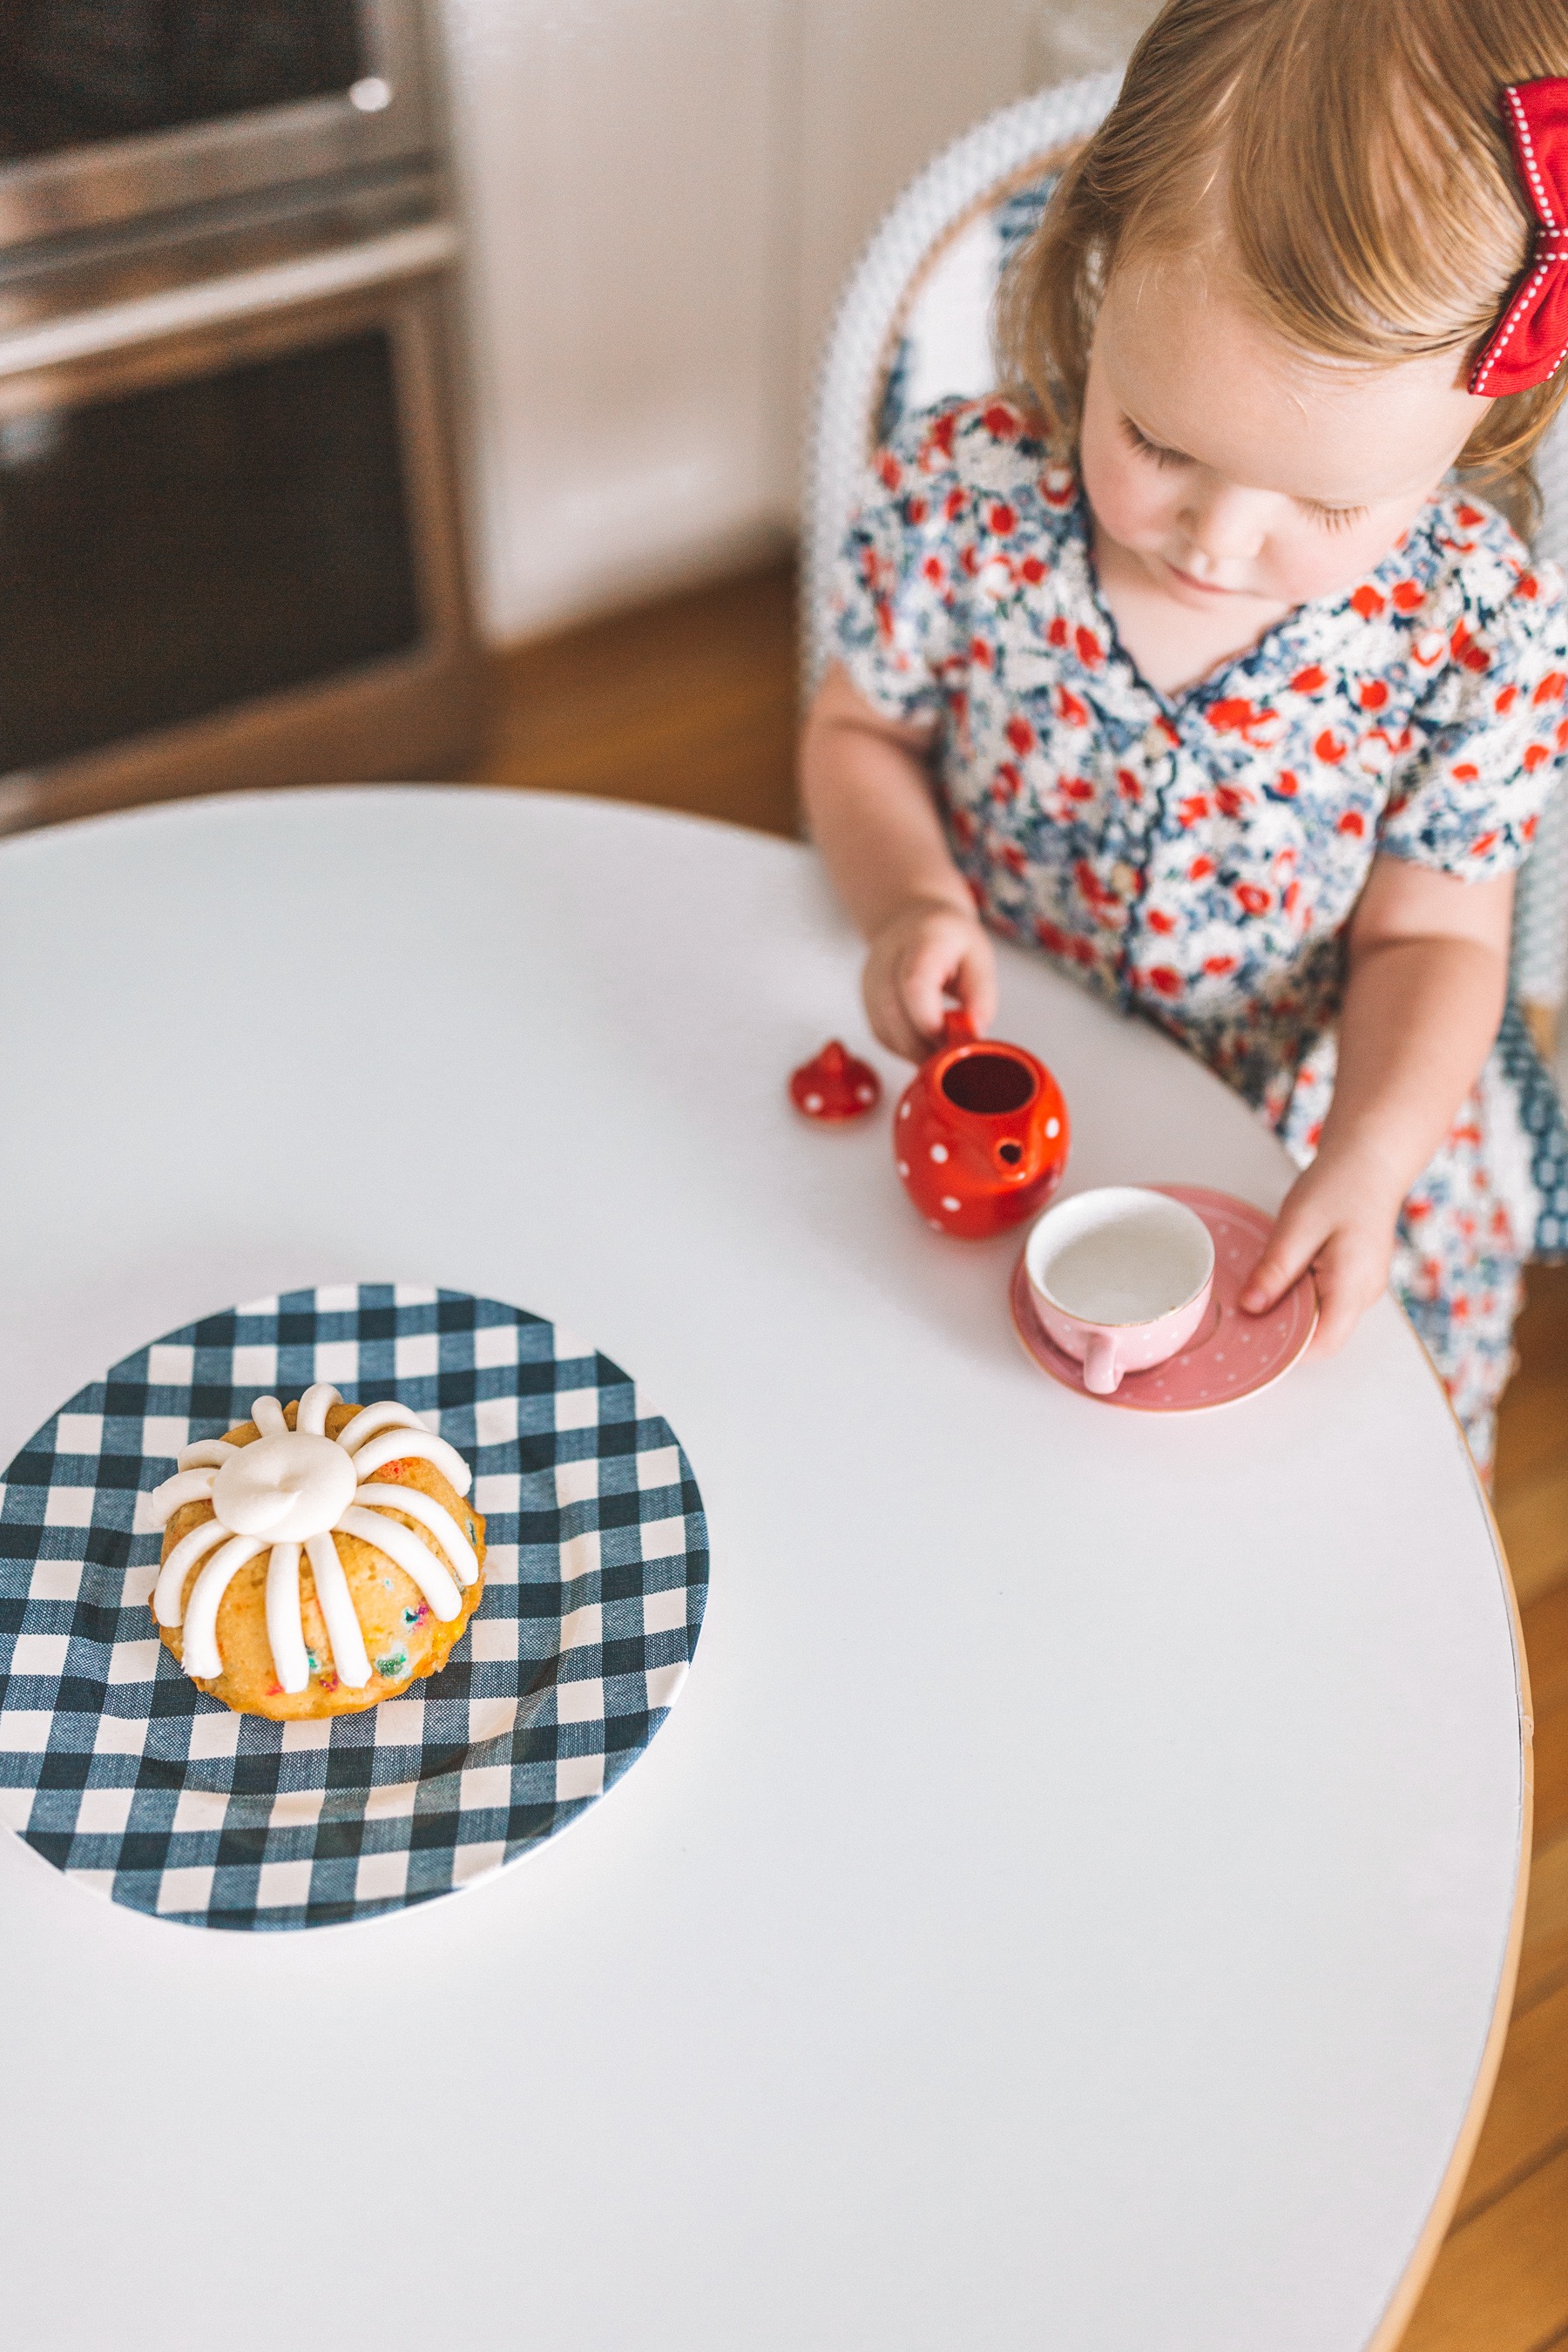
[803,70,1568,1048]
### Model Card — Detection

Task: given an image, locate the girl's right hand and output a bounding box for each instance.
[862,898,998,1061]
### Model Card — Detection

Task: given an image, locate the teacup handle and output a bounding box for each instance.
[1082,1332,1122,1396]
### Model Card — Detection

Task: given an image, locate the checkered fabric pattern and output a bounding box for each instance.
[0,1286,708,1931]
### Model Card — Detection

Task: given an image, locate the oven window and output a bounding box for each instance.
[0,3,365,162]
[0,327,422,774]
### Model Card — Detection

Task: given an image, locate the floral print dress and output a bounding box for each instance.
[832,396,1568,1466]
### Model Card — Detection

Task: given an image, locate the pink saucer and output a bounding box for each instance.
[1010,1184,1318,1412]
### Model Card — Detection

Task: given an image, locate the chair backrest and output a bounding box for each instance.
[803,75,1568,1021]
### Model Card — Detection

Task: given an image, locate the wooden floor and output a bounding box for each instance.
[467,556,1568,2350]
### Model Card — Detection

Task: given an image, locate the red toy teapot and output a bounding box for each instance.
[895,1008,1070,1239]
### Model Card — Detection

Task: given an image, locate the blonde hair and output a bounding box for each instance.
[997,0,1568,526]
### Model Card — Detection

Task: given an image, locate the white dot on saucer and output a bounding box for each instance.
[897,1160,909,1178]
[804,1093,822,1112]
[1045,1117,1060,1138]
[941,1196,961,1212]
[929,1143,949,1162]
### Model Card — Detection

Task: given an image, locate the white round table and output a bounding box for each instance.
[0,788,1526,2352]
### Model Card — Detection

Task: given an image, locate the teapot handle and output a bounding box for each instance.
[936,1004,977,1052]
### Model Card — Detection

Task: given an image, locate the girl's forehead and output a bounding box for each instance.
[1094,256,1489,505]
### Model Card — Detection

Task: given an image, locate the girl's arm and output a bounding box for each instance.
[801,662,997,1059]
[1240,855,1515,1354]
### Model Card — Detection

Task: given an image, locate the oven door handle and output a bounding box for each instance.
[0,220,461,381]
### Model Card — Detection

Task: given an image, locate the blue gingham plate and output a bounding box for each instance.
[0,1285,708,1930]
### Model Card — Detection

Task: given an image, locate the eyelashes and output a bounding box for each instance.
[1119,415,1185,470]
[1118,413,1369,531]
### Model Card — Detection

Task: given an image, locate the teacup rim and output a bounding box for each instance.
[1025,1184,1216,1330]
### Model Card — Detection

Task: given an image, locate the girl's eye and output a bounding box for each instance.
[1119,416,1186,470]
[1305,500,1369,533]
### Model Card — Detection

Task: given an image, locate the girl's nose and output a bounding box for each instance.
[1177,482,1270,569]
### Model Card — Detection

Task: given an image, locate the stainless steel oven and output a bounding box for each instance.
[0,1,481,835]
[0,2,433,251]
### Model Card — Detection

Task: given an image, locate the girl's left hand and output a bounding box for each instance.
[1239,1147,1404,1355]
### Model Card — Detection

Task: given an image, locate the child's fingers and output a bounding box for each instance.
[1304,1231,1387,1358]
[1239,1196,1326,1314]
[862,962,929,1063]
[952,929,997,1032]
[900,929,971,1044]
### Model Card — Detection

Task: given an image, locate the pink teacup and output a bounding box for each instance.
[1024,1186,1215,1396]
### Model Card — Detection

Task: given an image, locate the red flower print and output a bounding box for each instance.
[1156,715,1181,747]
[1075,624,1105,667]
[959,545,978,578]
[1203,954,1238,977]
[1274,769,1300,796]
[1534,671,1566,704]
[928,413,957,463]
[1036,920,1068,954]
[1001,842,1028,877]
[1524,812,1539,841]
[992,761,1023,803]
[1522,741,1551,770]
[1410,630,1447,669]
[1005,713,1034,756]
[1350,585,1385,619]
[1060,774,1095,801]
[1405,1198,1430,1220]
[1146,966,1183,997]
[1495,684,1518,714]
[1188,855,1215,881]
[1456,502,1485,528]
[944,487,966,521]
[1055,686,1089,727]
[1469,831,1499,856]
[1336,810,1366,837]
[1291,665,1329,694]
[1041,464,1075,507]
[1176,794,1212,828]
[970,635,992,667]
[1147,908,1175,933]
[1315,728,1348,763]
[1450,620,1490,672]
[1391,579,1423,612]
[1117,767,1142,801]
[1070,936,1096,966]
[983,402,1018,439]
[989,501,1017,537]
[906,497,928,525]
[1358,679,1389,711]
[1234,882,1272,915]
[948,687,968,725]
[950,808,976,847]
[1214,786,1250,818]
[877,452,902,491]
[1450,761,1478,781]
[1558,716,1568,749]
[1020,555,1048,585]
[1047,615,1069,648]
[1207,696,1255,733]
[1517,571,1539,598]
[922,554,946,587]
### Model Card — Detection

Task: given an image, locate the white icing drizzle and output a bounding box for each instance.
[337,1504,463,1620]
[349,1426,473,1495]
[264,1542,309,1693]
[176,1437,243,1472]
[151,1390,476,1698]
[182,1533,266,1678]
[304,1531,373,1688]
[149,1466,217,1525]
[355,1481,479,1584]
[336,1398,426,1454]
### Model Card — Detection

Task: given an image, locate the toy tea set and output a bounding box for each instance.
[790,1016,1317,1412]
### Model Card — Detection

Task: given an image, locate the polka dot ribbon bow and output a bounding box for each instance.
[1470,78,1568,397]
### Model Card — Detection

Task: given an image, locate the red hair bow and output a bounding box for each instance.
[1470,78,1568,397]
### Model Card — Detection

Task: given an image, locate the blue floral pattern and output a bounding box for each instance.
[832,396,1568,1463]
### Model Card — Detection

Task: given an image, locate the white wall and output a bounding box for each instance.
[438,1,1156,645]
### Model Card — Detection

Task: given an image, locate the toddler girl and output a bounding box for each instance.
[803,0,1568,1468]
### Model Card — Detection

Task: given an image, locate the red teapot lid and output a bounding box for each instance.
[789,1039,882,1121]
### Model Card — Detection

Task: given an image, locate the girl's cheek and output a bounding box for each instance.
[1080,428,1168,549]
